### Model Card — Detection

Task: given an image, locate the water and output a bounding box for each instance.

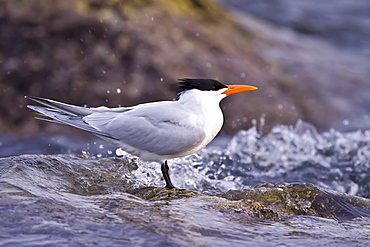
[1,121,369,246]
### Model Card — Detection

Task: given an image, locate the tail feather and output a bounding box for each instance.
[27,101,118,141]
[27,96,94,116]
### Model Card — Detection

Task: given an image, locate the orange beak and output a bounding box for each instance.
[222,85,258,96]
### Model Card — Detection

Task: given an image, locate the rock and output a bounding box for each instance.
[0,0,369,135]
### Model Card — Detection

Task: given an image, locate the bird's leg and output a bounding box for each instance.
[161,160,175,189]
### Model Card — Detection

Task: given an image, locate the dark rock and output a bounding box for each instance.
[1,0,369,136]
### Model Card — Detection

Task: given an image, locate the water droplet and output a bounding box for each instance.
[240,73,246,78]
[251,119,257,126]
[82,149,90,158]
[116,148,127,156]
[343,119,349,126]
[116,88,121,94]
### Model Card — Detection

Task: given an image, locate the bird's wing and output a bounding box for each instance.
[83,102,206,156]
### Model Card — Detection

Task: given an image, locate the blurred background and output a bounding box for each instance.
[0,0,369,155]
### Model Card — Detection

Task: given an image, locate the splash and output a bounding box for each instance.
[165,120,370,197]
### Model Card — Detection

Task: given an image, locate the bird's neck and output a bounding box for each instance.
[179,90,225,142]
[178,89,225,109]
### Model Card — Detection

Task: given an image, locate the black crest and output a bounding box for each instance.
[179,78,227,92]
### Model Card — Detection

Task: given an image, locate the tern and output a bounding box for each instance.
[27,78,257,189]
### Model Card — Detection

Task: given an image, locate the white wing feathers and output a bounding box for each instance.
[83,102,205,156]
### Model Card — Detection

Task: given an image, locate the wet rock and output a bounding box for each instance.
[127,187,200,201]
[1,153,369,221]
[215,199,279,221]
[1,152,370,245]
[221,183,370,220]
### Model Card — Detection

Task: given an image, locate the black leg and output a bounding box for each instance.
[161,160,175,189]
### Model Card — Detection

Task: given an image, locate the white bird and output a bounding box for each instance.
[27,79,258,188]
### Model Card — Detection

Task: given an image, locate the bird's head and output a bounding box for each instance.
[178,78,258,98]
